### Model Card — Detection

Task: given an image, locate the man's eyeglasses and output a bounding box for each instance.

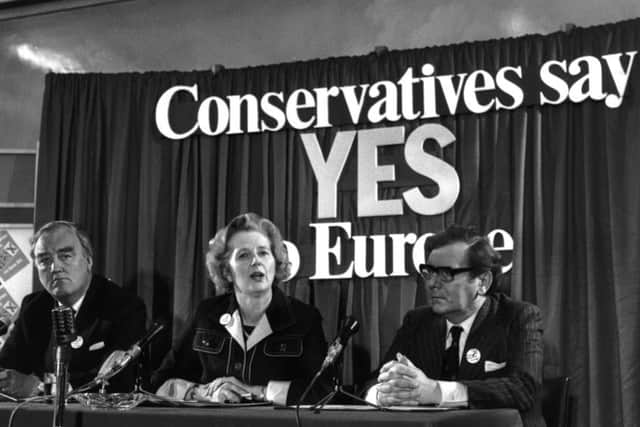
[418,264,475,283]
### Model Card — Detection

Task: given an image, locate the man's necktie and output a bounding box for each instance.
[442,326,463,380]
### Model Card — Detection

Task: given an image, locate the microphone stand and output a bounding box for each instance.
[295,317,383,427]
[51,307,75,427]
[131,349,156,398]
[133,355,144,393]
[309,358,384,412]
[68,323,167,407]
[52,344,70,427]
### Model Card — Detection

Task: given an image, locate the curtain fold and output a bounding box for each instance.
[36,18,640,427]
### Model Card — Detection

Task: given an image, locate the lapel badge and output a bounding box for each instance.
[71,335,84,349]
[466,348,481,364]
[219,313,233,326]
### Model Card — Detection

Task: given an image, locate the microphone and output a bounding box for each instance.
[295,316,361,417]
[320,316,360,372]
[52,306,76,347]
[94,322,165,384]
[123,321,165,360]
[51,306,76,427]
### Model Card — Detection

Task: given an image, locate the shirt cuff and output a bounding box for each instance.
[364,384,380,405]
[437,380,468,408]
[36,380,45,396]
[265,380,291,406]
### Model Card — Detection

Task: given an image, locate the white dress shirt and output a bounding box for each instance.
[438,307,481,406]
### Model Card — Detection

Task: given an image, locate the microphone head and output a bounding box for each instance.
[51,306,76,346]
[137,321,166,349]
[320,316,360,371]
[338,316,360,343]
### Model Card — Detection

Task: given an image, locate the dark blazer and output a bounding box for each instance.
[0,275,147,392]
[151,286,331,405]
[381,293,545,427]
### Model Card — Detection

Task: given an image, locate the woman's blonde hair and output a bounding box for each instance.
[206,213,291,294]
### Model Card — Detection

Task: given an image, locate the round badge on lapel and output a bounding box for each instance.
[466,348,481,364]
[71,336,84,349]
[219,313,232,326]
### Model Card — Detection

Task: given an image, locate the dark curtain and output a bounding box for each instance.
[36,18,640,427]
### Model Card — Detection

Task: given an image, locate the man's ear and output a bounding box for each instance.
[86,256,93,272]
[477,271,493,295]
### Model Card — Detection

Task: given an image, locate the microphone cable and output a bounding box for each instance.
[294,315,359,427]
[7,394,54,427]
[295,370,323,427]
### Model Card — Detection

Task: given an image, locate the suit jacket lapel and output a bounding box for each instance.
[74,277,100,343]
[459,296,496,378]
[468,296,492,337]
[265,287,295,332]
[42,295,57,373]
[421,315,446,378]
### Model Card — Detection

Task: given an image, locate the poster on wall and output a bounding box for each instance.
[0,224,33,339]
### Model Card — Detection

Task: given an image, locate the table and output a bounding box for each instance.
[0,402,523,427]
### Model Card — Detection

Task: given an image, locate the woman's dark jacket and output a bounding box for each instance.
[152,286,330,405]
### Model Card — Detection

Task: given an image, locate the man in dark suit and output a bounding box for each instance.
[0,220,147,397]
[367,225,545,427]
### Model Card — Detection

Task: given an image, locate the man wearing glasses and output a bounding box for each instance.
[366,225,545,427]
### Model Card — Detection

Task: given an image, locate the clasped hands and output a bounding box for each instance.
[188,377,266,403]
[376,353,442,406]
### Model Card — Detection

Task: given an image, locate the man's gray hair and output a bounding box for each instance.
[30,220,94,260]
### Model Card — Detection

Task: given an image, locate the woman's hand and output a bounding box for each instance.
[195,377,266,403]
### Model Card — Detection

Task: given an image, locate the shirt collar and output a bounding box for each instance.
[71,294,85,314]
[224,309,274,351]
[57,293,86,315]
[221,286,296,332]
[445,296,485,335]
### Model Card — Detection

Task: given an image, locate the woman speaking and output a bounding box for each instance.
[153,213,330,406]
